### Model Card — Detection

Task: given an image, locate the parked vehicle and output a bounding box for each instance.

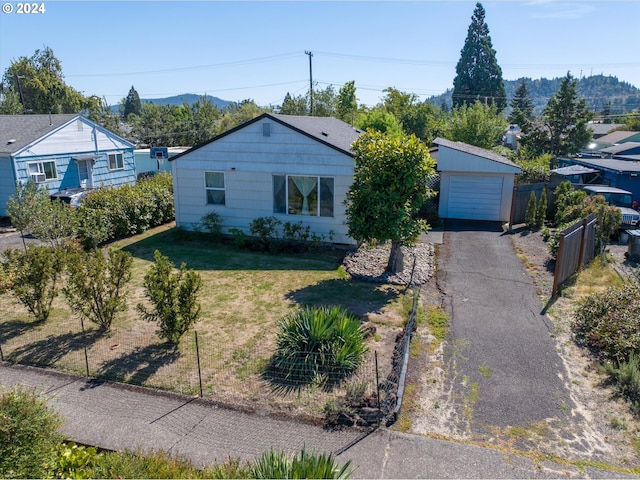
[581,185,640,229]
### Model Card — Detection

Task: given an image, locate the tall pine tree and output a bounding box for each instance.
[452,3,506,112]
[508,79,534,128]
[123,85,142,120]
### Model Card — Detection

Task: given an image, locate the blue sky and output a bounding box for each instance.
[1,1,639,109]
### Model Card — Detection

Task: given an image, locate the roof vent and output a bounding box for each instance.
[7,139,16,145]
[321,131,328,137]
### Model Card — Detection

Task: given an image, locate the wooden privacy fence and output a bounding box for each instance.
[510,182,561,226]
[552,213,597,295]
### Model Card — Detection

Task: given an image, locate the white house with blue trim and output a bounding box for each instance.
[0,114,136,215]
[170,113,362,245]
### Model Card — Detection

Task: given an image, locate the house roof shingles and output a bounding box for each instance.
[571,157,640,173]
[0,114,78,156]
[432,137,519,168]
[170,113,362,161]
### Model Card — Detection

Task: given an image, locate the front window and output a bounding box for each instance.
[205,171,225,205]
[273,175,334,217]
[108,153,124,170]
[27,160,57,181]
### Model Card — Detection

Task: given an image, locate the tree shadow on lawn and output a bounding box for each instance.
[5,328,102,367]
[284,278,400,318]
[0,318,40,346]
[96,342,181,387]
[121,227,347,273]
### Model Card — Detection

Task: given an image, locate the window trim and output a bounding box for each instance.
[204,171,226,205]
[107,152,124,171]
[273,174,334,217]
[27,159,58,182]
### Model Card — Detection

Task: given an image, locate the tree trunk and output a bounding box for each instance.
[386,240,404,273]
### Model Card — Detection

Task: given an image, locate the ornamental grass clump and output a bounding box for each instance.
[268,306,367,389]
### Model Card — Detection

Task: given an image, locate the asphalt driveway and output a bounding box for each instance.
[435,220,574,441]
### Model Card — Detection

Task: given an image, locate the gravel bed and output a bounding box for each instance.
[342,242,435,285]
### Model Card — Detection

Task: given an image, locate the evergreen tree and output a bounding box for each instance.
[123,85,142,120]
[336,81,357,123]
[508,79,534,128]
[452,3,507,112]
[536,188,547,228]
[279,92,308,115]
[543,72,593,157]
[525,191,537,230]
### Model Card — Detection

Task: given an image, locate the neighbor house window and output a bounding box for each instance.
[108,153,124,170]
[273,175,334,217]
[27,160,57,182]
[205,171,225,205]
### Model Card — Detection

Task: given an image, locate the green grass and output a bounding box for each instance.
[1,225,405,416]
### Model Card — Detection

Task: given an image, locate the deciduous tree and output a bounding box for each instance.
[346,130,436,273]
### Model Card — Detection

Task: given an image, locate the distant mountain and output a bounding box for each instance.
[426,75,640,117]
[110,94,234,112]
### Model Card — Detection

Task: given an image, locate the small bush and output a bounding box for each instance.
[536,188,547,228]
[198,211,224,239]
[0,386,63,478]
[604,353,640,415]
[250,448,352,479]
[573,282,640,362]
[268,306,368,387]
[525,191,537,229]
[49,442,102,479]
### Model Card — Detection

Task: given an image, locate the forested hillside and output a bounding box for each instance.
[427,75,640,117]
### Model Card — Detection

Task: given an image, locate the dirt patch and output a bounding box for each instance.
[409,224,640,469]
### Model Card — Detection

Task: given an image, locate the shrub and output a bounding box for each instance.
[604,353,640,415]
[250,448,352,479]
[2,246,65,322]
[0,386,63,478]
[198,211,224,240]
[573,282,640,362]
[137,250,202,346]
[525,191,537,229]
[249,216,282,251]
[49,442,102,479]
[63,248,133,332]
[536,188,547,228]
[268,306,368,387]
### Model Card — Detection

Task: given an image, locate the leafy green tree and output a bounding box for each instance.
[543,72,594,157]
[5,181,50,250]
[0,47,87,114]
[312,85,337,117]
[0,386,63,478]
[279,92,308,115]
[63,248,133,332]
[85,95,126,138]
[380,87,446,142]
[508,79,534,128]
[216,99,271,134]
[2,246,64,322]
[346,130,436,272]
[336,81,358,123]
[354,110,403,137]
[137,250,202,346]
[123,85,142,120]
[186,95,221,145]
[446,100,507,149]
[452,3,507,112]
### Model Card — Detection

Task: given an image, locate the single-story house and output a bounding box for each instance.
[588,122,625,139]
[557,156,640,201]
[134,147,190,177]
[586,130,640,152]
[170,113,362,245]
[432,138,521,222]
[0,114,136,216]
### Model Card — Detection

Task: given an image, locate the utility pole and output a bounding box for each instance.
[305,50,313,115]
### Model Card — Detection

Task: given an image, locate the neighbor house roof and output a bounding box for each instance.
[432,137,519,168]
[594,130,640,145]
[601,142,640,155]
[552,165,599,176]
[171,113,362,161]
[588,122,625,137]
[0,114,78,156]
[568,157,640,174]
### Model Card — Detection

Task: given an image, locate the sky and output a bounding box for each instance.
[1,0,639,109]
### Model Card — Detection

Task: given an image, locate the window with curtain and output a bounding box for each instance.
[205,171,225,205]
[273,175,334,217]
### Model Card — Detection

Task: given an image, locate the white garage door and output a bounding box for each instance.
[447,175,504,221]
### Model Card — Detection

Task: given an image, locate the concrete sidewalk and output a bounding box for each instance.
[1,362,634,479]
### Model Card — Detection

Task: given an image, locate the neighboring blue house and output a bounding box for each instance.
[557,156,640,201]
[0,114,136,216]
[134,147,189,177]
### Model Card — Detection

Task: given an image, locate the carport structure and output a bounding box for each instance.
[433,138,521,222]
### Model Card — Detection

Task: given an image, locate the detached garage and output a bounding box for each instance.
[433,138,521,222]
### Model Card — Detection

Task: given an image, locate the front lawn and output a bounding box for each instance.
[0,224,408,417]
